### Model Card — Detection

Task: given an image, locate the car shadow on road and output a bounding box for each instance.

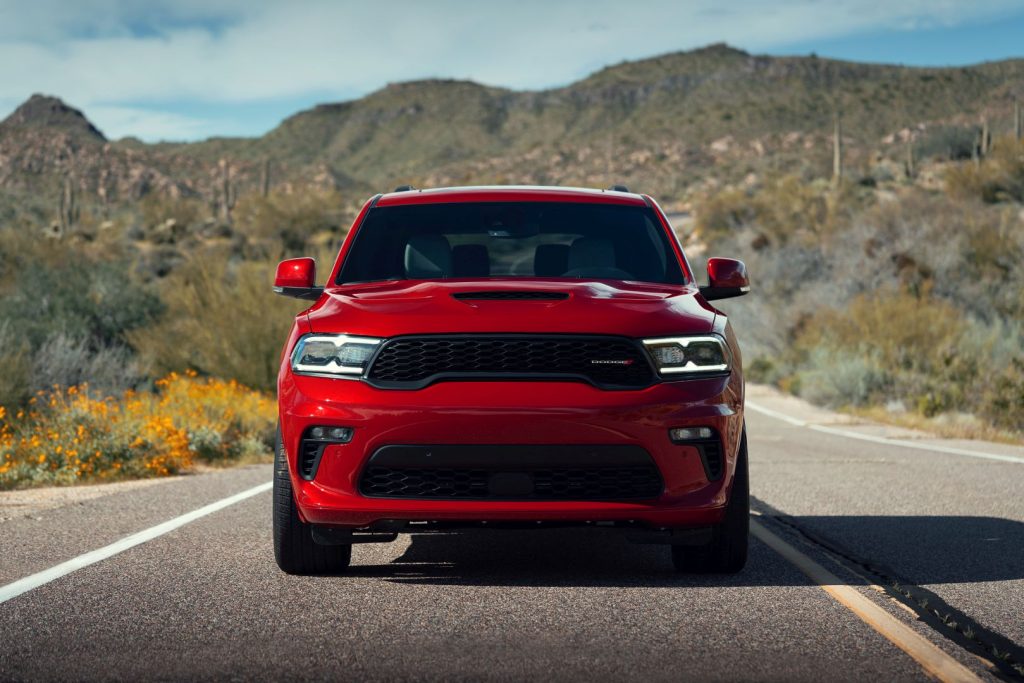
[759,513,1024,585]
[342,512,1024,588]
[346,528,748,587]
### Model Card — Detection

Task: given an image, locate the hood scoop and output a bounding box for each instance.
[452,291,570,301]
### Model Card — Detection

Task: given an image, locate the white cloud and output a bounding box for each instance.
[0,0,1020,140]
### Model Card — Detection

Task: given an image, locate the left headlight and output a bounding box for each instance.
[291,334,382,378]
[642,335,732,376]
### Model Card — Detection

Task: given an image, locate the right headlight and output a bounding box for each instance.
[291,334,382,378]
[642,335,731,376]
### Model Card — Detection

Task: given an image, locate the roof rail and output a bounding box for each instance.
[392,184,416,192]
[607,184,630,193]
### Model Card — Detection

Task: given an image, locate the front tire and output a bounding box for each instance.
[273,426,351,574]
[672,428,749,573]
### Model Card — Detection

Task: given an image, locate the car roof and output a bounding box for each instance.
[375,185,649,207]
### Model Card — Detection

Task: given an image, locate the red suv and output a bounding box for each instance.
[272,186,750,574]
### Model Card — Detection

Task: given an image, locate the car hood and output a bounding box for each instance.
[306,280,717,338]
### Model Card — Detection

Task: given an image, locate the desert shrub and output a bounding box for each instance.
[693,160,1024,432]
[0,322,31,409]
[914,124,978,161]
[794,288,966,376]
[945,137,1024,203]
[0,371,276,489]
[233,188,346,255]
[138,194,206,231]
[0,257,163,347]
[693,187,756,245]
[785,287,1024,421]
[129,257,303,391]
[29,333,140,397]
[979,359,1024,432]
[695,174,859,248]
[793,347,892,408]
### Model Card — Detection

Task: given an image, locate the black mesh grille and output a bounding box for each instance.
[696,441,724,481]
[366,335,654,389]
[358,444,663,501]
[452,291,569,301]
[298,441,323,480]
[360,466,662,500]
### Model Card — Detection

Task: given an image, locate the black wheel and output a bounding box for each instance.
[672,428,749,573]
[273,426,351,574]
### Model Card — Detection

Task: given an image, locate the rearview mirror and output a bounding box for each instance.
[274,258,324,301]
[699,257,749,301]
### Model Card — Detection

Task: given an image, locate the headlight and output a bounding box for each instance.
[291,334,382,377]
[642,335,731,376]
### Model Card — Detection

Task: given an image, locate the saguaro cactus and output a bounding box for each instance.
[217,158,236,224]
[1015,98,1022,141]
[831,112,843,186]
[58,173,78,233]
[260,158,272,198]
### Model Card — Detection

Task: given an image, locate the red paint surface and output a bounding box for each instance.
[274,257,316,289]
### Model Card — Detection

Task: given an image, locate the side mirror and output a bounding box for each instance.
[274,258,324,301]
[699,257,749,301]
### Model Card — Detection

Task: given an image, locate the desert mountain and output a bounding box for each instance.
[1,43,1023,217]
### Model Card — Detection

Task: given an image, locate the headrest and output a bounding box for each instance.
[404,234,452,278]
[452,244,490,277]
[567,237,615,272]
[533,244,570,277]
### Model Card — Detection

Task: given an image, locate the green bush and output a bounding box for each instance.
[0,322,30,408]
[793,347,892,408]
[0,258,163,347]
[129,257,304,391]
[979,359,1024,432]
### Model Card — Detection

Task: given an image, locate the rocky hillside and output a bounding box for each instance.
[2,43,1024,221]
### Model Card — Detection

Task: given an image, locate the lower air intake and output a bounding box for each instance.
[696,440,724,481]
[298,441,324,480]
[358,444,663,501]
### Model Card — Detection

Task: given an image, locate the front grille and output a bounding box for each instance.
[365,335,654,389]
[452,291,569,301]
[358,444,664,501]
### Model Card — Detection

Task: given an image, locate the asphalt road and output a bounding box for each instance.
[2,388,1023,682]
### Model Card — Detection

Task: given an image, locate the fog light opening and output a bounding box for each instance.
[669,426,714,443]
[305,425,354,443]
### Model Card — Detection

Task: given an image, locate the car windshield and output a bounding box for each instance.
[336,201,687,285]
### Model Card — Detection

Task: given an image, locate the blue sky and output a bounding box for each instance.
[0,0,1022,142]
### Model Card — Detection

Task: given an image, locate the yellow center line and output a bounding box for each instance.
[751,520,981,683]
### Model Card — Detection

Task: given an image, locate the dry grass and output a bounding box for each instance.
[847,405,1024,446]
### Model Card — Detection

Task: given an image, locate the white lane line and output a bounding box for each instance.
[0,481,272,605]
[751,520,982,683]
[746,400,1024,465]
[745,400,808,427]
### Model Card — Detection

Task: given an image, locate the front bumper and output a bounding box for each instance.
[279,373,744,529]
